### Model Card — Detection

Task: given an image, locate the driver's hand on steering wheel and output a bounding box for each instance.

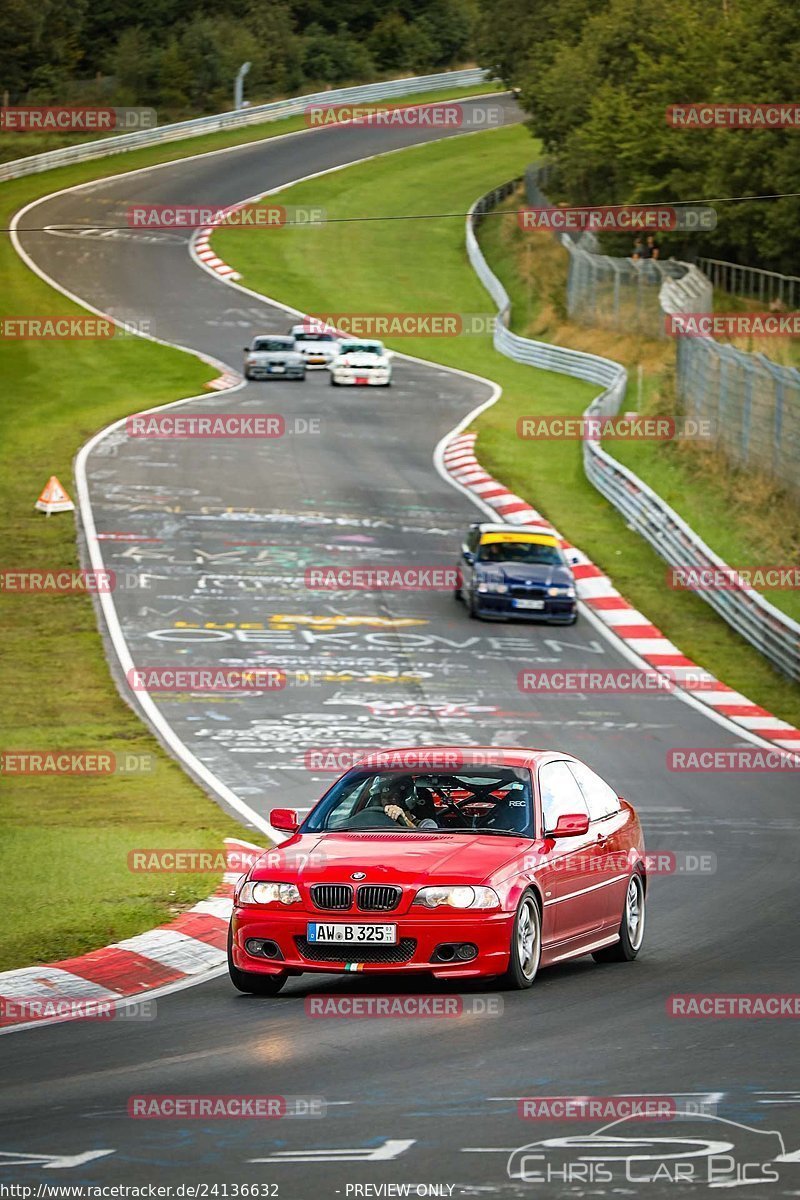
[384,804,414,825]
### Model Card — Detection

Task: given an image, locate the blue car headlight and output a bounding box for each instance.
[547,585,576,598]
[477,581,508,594]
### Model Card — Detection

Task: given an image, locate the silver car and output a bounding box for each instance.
[243,335,306,381]
[288,325,341,368]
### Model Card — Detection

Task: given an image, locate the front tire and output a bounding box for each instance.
[593,873,645,963]
[467,588,482,620]
[499,893,541,989]
[227,926,287,995]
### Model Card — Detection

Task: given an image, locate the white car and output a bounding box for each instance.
[329,339,392,387]
[243,335,305,381]
[289,325,341,368]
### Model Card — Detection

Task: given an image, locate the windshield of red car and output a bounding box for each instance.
[305,767,533,835]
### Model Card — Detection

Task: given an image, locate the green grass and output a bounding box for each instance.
[212,126,800,726]
[0,224,248,970]
[0,79,501,972]
[610,440,800,623]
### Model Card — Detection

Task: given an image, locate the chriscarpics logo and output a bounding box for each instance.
[506,1112,793,1187]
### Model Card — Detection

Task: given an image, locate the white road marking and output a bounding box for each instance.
[249,1138,415,1164]
[0,1150,115,1169]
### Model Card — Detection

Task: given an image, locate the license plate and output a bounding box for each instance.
[269,365,285,374]
[307,923,397,944]
[513,598,545,610]
[355,377,369,385]
[308,356,325,363]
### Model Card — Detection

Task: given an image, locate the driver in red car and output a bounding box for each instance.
[373,777,438,828]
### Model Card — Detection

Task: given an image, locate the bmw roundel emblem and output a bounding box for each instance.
[351,871,367,880]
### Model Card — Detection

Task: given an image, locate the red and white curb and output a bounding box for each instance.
[193,227,241,280]
[442,433,800,754]
[0,838,263,1030]
[206,367,241,391]
[194,215,247,390]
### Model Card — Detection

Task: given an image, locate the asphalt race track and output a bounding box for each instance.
[4,96,800,1196]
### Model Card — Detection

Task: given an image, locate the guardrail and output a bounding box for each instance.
[696,257,800,309]
[468,183,627,396]
[0,67,493,182]
[466,180,800,683]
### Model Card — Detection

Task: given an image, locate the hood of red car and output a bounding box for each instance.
[251,831,529,886]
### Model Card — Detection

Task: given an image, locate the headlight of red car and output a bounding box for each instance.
[413,885,500,910]
[237,881,301,905]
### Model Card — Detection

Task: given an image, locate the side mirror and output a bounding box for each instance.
[462,547,474,564]
[550,812,590,838]
[270,808,299,833]
[243,346,250,352]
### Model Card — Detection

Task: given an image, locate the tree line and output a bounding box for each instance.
[1,0,479,117]
[477,0,800,272]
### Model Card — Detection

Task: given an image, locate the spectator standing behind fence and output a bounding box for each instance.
[632,236,645,260]
[646,235,660,260]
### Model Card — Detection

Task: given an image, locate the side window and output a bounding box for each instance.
[468,527,481,555]
[538,761,590,834]
[567,761,621,821]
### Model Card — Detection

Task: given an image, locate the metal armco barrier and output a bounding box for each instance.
[0,68,493,181]
[467,181,800,683]
[696,257,800,310]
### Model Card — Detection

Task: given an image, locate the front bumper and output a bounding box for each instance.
[231,908,513,978]
[331,369,391,386]
[473,593,577,623]
[246,362,305,379]
[303,355,336,368]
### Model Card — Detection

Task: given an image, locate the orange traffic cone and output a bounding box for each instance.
[35,476,75,516]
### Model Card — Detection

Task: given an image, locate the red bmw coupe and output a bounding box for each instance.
[228,747,646,994]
